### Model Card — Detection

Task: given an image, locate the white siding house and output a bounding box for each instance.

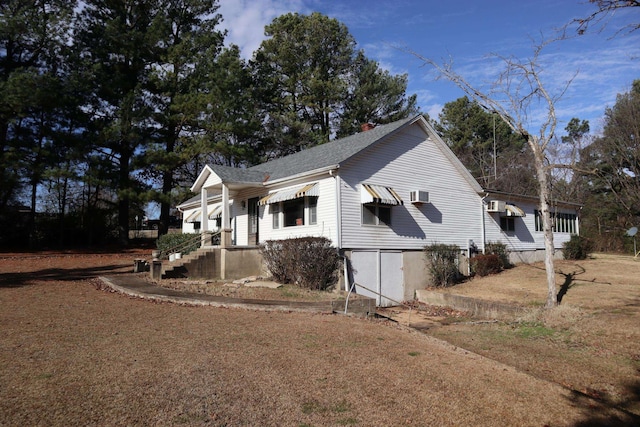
[178,115,581,306]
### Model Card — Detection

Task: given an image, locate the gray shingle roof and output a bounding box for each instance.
[209,165,269,184]
[209,116,416,183]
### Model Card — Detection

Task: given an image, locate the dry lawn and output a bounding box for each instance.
[422,254,640,418]
[1,250,638,426]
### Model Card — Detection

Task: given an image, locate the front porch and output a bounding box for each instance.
[151,231,266,281]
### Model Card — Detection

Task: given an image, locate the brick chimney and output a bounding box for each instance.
[360,122,375,132]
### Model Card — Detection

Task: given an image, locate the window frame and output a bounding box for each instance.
[534,209,577,234]
[500,216,515,232]
[362,203,392,227]
[271,203,280,229]
[271,196,318,229]
[308,196,318,225]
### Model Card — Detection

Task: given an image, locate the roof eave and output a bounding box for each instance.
[264,164,340,186]
[177,193,222,211]
[190,165,214,192]
[483,189,583,208]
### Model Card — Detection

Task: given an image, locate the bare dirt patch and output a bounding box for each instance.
[1,250,638,426]
[156,277,348,302]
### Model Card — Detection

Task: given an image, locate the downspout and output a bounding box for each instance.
[481,193,489,254]
[330,168,347,291]
[330,169,341,249]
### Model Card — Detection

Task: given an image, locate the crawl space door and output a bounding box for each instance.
[351,250,403,307]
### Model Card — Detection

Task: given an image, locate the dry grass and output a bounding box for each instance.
[426,254,640,417]
[157,278,347,302]
[0,250,638,426]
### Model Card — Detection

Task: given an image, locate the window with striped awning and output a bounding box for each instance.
[503,204,525,217]
[258,183,319,206]
[360,183,403,206]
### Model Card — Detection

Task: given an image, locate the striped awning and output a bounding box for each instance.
[185,209,202,223]
[185,204,225,222]
[209,205,223,219]
[258,183,319,206]
[360,183,403,206]
[504,204,525,217]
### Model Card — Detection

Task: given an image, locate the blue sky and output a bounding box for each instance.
[218,0,640,136]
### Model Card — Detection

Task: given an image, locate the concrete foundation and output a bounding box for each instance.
[162,247,266,280]
[221,247,267,280]
[402,250,429,301]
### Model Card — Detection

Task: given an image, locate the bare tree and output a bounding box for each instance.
[574,0,640,36]
[410,41,575,308]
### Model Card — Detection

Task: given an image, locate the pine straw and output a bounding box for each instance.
[0,252,638,426]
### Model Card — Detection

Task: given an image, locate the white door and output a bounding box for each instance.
[351,250,404,307]
[380,251,403,306]
[351,250,379,301]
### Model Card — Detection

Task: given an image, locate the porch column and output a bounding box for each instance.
[200,187,208,247]
[221,183,232,248]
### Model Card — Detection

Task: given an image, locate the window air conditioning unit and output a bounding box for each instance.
[410,190,429,204]
[486,200,506,212]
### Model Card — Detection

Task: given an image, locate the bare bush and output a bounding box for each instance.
[260,237,341,290]
[424,243,460,287]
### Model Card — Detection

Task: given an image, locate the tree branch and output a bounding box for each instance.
[573,0,640,36]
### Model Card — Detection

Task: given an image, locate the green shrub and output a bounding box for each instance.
[485,241,511,268]
[471,254,503,277]
[260,237,341,290]
[563,235,592,260]
[156,233,200,256]
[424,243,460,287]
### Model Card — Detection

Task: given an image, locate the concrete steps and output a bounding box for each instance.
[161,247,219,279]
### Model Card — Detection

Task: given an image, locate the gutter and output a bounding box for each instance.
[177,194,222,212]
[330,168,342,250]
[330,168,347,291]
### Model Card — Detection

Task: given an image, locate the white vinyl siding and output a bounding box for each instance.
[339,125,483,250]
[259,176,337,243]
[484,201,579,252]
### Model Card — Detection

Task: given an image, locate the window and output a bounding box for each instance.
[362,204,392,226]
[272,197,317,228]
[500,217,515,232]
[283,199,304,227]
[272,204,280,229]
[534,210,577,233]
[308,197,317,225]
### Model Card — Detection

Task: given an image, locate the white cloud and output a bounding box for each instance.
[217,0,305,58]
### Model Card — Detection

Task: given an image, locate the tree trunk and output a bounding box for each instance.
[118,152,130,246]
[158,135,175,237]
[159,170,171,236]
[531,138,557,308]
